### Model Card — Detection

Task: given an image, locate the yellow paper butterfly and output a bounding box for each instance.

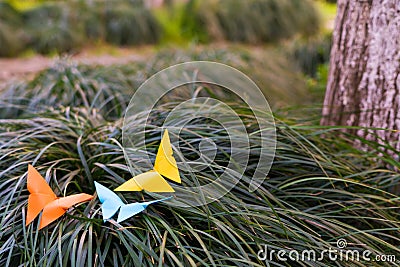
[115,130,181,192]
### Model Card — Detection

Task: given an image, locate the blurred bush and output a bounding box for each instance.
[0,0,324,56]
[0,2,22,25]
[102,3,161,46]
[80,3,106,41]
[0,46,310,120]
[144,47,310,108]
[0,2,26,57]
[0,60,142,120]
[181,0,321,44]
[79,1,162,46]
[23,3,85,54]
[288,33,332,77]
[0,0,162,56]
[0,22,25,57]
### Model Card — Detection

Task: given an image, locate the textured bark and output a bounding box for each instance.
[322,0,400,161]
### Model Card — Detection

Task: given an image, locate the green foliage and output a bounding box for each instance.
[0,61,143,120]
[180,0,209,43]
[0,2,25,57]
[1,77,399,265]
[0,46,309,118]
[0,0,162,56]
[181,0,321,44]
[102,3,162,46]
[23,3,85,54]
[288,33,332,77]
[315,0,337,32]
[0,2,22,25]
[79,3,106,41]
[0,48,398,265]
[5,0,45,11]
[136,47,310,108]
[76,0,162,45]
[153,2,190,45]
[0,22,25,57]
[0,0,324,56]
[304,63,329,106]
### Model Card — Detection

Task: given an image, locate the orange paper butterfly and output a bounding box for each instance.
[26,165,93,229]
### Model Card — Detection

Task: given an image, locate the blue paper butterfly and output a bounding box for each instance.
[94,182,171,223]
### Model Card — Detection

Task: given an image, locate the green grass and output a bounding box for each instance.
[0,50,399,266]
[1,0,325,57]
[287,33,332,77]
[0,0,162,56]
[0,61,141,120]
[304,63,330,105]
[0,2,26,57]
[0,22,25,57]
[25,4,85,54]
[101,3,162,46]
[181,0,321,44]
[153,3,190,45]
[0,46,312,118]
[1,95,399,266]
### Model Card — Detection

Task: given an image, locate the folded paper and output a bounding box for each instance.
[115,129,181,192]
[95,182,171,223]
[26,165,93,229]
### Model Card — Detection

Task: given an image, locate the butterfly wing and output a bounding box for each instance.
[117,203,146,223]
[26,165,57,226]
[117,197,172,223]
[39,193,93,229]
[153,130,181,183]
[95,182,124,221]
[114,175,143,192]
[114,170,175,192]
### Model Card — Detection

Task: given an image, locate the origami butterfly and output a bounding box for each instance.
[26,165,93,229]
[95,182,171,223]
[115,129,181,192]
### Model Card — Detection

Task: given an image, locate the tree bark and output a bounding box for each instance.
[322,0,400,161]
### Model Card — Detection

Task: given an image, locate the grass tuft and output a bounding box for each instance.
[181,0,321,44]
[0,54,398,266]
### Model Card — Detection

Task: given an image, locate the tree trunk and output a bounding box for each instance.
[322,0,400,161]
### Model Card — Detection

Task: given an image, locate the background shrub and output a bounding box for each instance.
[0,46,311,120]
[0,2,26,57]
[0,2,22,26]
[23,3,85,54]
[77,0,162,46]
[288,33,332,77]
[0,0,163,55]
[0,60,144,120]
[0,0,322,55]
[181,0,321,44]
[102,2,162,46]
[0,22,25,57]
[79,2,106,41]
[146,47,311,108]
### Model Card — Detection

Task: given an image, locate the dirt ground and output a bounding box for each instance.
[0,47,150,84]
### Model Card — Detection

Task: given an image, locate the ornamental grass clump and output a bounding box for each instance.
[0,61,399,265]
